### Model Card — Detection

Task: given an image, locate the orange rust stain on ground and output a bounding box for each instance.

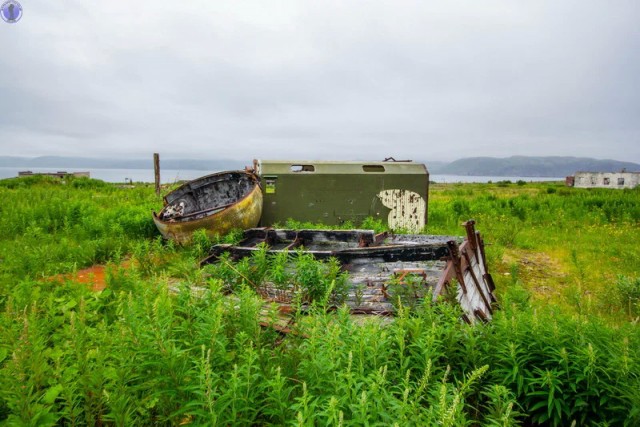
[48,262,130,292]
[48,265,107,291]
[74,265,108,291]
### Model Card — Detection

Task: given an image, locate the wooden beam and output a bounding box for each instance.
[153,153,161,196]
[447,240,467,294]
[462,250,493,314]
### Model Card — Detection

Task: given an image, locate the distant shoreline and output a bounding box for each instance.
[0,166,564,184]
[1,155,637,178]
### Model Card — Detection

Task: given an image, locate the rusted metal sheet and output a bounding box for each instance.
[253,159,429,232]
[202,220,496,322]
[153,171,263,244]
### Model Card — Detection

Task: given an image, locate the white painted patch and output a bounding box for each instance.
[377,189,426,233]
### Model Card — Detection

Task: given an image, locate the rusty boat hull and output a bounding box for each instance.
[153,171,263,243]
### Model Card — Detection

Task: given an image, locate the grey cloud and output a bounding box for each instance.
[0,0,638,162]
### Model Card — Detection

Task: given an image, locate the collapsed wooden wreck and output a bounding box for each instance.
[154,160,497,324]
[201,220,496,324]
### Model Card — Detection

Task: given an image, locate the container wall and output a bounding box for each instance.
[256,160,429,232]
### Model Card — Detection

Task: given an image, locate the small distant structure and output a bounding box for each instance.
[18,171,90,179]
[566,171,640,189]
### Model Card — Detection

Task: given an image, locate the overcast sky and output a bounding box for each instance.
[1,1,638,163]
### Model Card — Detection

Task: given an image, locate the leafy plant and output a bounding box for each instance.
[1,177,639,426]
[615,275,640,318]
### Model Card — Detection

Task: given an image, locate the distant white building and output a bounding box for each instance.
[568,171,640,189]
[18,171,90,179]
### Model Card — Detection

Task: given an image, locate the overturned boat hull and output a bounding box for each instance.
[153,171,263,243]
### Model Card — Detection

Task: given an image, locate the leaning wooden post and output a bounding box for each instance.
[447,240,467,294]
[153,153,160,196]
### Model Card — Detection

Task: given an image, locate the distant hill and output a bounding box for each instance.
[421,160,448,172]
[429,156,640,177]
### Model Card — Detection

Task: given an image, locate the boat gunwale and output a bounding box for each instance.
[153,170,261,225]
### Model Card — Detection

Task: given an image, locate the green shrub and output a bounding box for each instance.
[1,177,639,426]
[616,276,640,318]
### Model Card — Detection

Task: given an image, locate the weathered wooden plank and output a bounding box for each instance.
[462,250,492,314]
[202,223,497,323]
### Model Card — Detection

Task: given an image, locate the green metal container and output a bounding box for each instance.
[255,160,429,232]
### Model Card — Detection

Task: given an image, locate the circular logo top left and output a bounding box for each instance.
[1,1,23,24]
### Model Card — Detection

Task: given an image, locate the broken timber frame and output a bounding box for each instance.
[201,220,496,323]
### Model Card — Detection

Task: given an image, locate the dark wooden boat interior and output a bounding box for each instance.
[159,171,258,222]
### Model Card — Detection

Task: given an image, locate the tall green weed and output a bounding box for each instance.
[2,177,640,425]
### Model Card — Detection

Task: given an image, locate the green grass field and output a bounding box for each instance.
[0,176,638,426]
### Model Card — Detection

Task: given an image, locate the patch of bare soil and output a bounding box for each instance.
[501,250,569,297]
